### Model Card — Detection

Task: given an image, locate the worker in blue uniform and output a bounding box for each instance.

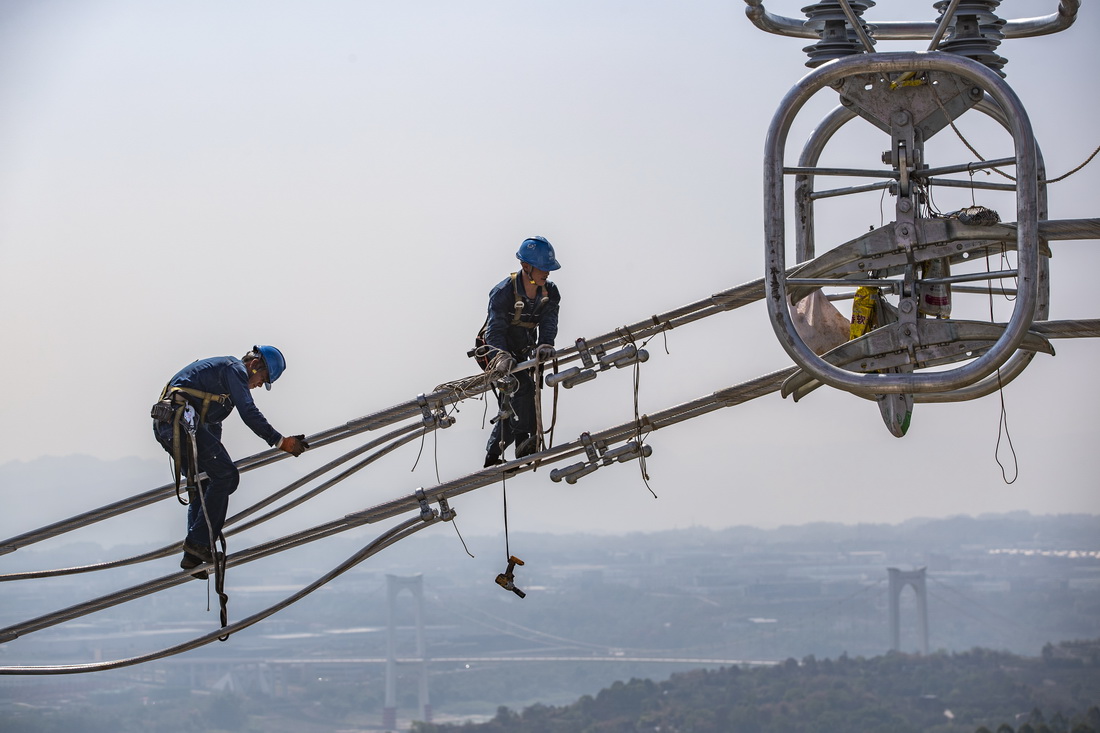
[152,345,308,576]
[482,236,561,467]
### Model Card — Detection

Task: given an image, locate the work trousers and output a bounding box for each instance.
[486,368,536,458]
[154,420,240,549]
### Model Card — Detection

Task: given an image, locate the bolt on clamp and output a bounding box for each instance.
[574,337,605,368]
[414,488,436,522]
[437,497,456,522]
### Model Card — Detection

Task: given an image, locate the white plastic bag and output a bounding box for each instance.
[790,291,850,355]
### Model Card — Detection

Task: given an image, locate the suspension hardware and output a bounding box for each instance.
[416,394,432,422]
[574,337,604,368]
[546,343,647,389]
[437,496,456,522]
[415,488,436,522]
[550,433,654,485]
[417,394,456,430]
[489,376,519,424]
[598,343,650,370]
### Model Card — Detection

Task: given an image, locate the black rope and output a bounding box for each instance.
[501,475,511,561]
[623,329,657,499]
[984,254,1019,484]
[214,534,230,641]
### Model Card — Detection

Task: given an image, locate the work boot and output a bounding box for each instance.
[180,541,213,580]
[484,452,504,468]
[515,435,538,459]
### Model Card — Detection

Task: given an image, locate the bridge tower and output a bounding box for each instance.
[887,567,929,654]
[383,574,431,731]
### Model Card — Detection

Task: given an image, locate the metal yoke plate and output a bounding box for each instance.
[836,70,983,141]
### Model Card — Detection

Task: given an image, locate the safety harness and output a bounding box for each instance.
[152,385,230,502]
[152,384,234,629]
[470,272,551,370]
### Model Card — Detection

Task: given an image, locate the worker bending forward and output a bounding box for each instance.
[152,345,307,575]
[482,237,561,467]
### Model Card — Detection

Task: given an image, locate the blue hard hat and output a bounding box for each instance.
[515,236,561,271]
[254,345,285,390]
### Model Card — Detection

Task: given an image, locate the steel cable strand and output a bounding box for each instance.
[1030,318,1100,338]
[548,278,767,367]
[222,421,432,536]
[0,516,433,675]
[4,273,781,569]
[1035,217,1100,240]
[0,419,382,554]
[0,506,411,642]
[354,367,799,524]
[0,545,181,583]
[0,421,431,582]
[347,277,773,434]
[3,269,780,556]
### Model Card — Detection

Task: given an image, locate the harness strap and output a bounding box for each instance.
[158,384,227,500]
[509,272,547,328]
[160,384,229,424]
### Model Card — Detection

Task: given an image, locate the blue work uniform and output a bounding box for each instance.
[483,275,560,460]
[152,357,283,550]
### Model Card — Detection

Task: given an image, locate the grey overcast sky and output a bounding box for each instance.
[1,1,1098,538]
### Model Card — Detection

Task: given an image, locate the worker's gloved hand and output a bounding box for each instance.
[279,435,309,457]
[492,354,515,377]
[534,344,555,361]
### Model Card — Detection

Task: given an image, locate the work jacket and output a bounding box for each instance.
[164,357,282,446]
[484,275,560,360]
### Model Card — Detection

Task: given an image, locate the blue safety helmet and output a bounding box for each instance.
[254,345,286,391]
[515,236,561,271]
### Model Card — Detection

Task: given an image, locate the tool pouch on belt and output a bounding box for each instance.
[151,399,177,423]
[151,390,202,501]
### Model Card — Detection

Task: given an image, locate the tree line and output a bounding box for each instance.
[414,640,1100,733]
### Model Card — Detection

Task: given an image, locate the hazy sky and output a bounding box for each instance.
[1,0,1098,539]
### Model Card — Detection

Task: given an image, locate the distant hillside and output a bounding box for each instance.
[414,641,1100,733]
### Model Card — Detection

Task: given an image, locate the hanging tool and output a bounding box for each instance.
[495,555,526,598]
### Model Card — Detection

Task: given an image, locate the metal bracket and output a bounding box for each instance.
[417,394,456,429]
[546,343,649,389]
[437,496,456,522]
[550,434,654,485]
[414,488,436,522]
[574,337,605,368]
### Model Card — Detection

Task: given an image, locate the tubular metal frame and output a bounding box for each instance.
[764,51,1040,395]
[743,0,1080,41]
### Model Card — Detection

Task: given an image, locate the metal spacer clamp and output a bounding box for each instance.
[415,488,436,522]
